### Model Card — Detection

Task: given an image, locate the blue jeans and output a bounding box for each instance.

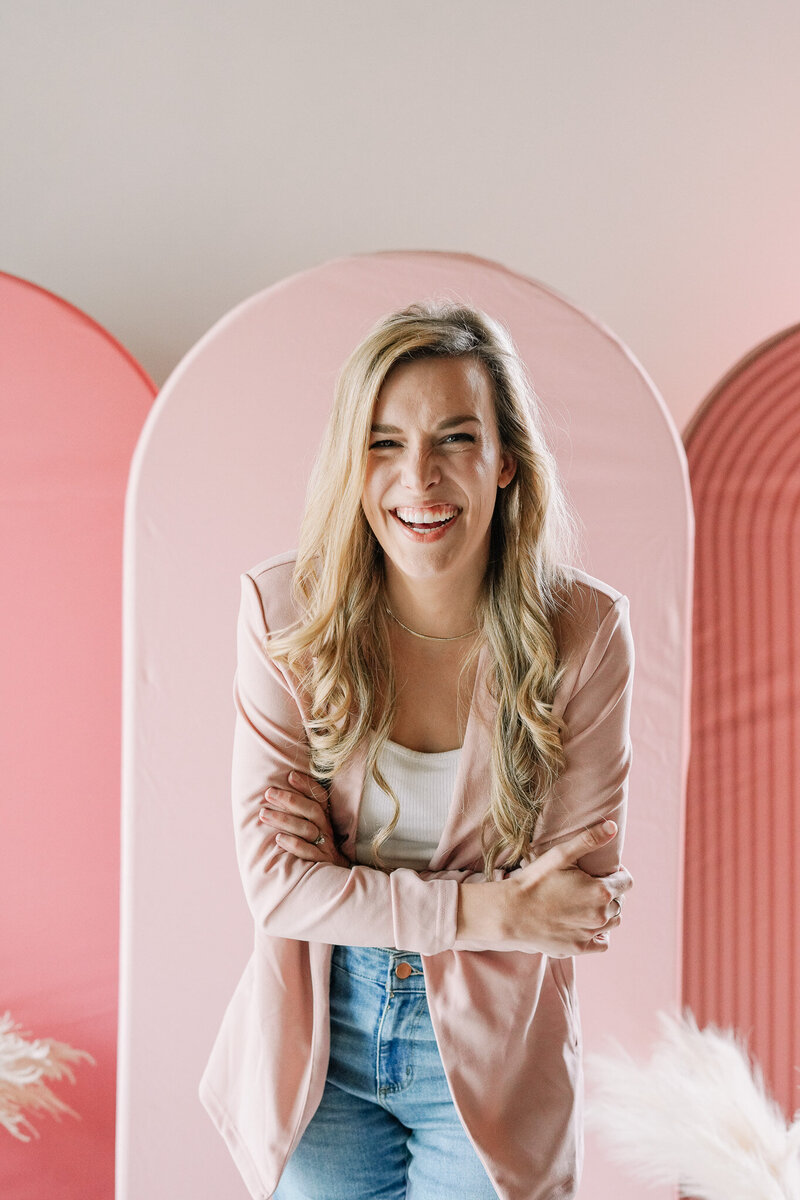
[274,944,499,1200]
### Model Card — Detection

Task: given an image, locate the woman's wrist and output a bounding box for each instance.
[454,879,515,949]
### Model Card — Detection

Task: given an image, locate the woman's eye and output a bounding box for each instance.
[368,433,474,450]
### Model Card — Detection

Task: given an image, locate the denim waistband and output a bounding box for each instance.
[331,944,426,990]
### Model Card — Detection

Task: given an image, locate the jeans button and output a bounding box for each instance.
[395,961,413,979]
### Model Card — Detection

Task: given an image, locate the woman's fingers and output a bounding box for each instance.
[597,868,632,926]
[600,866,634,898]
[273,829,351,868]
[262,774,330,818]
[259,808,322,844]
[258,785,326,845]
[272,832,328,862]
[550,819,618,868]
[257,778,351,867]
[261,785,324,823]
[258,792,330,851]
[288,769,329,806]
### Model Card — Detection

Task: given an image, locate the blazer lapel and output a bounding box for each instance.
[428,640,496,870]
[331,736,369,862]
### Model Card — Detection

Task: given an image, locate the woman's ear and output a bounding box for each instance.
[498,453,517,489]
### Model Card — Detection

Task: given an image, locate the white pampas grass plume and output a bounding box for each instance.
[585,1010,800,1200]
[0,1011,95,1142]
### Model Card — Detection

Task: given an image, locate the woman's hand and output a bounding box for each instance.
[504,819,633,957]
[258,770,352,868]
[457,818,632,956]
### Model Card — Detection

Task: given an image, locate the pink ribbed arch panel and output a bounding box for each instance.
[683,324,800,1117]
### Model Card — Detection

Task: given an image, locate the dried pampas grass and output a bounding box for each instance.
[0,1011,94,1142]
[586,1011,800,1200]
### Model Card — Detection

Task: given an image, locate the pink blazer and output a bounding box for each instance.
[199,552,634,1200]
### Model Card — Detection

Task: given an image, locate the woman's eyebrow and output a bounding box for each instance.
[438,415,481,430]
[370,415,481,433]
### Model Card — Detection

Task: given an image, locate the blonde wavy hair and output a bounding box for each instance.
[267,301,582,878]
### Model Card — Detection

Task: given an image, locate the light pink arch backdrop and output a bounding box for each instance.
[120,252,691,1200]
[0,273,155,1200]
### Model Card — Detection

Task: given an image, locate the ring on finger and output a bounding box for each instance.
[609,897,622,918]
[313,830,326,846]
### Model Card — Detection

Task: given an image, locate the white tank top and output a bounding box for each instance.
[355,737,462,870]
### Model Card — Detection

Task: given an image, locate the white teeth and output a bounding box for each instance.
[394,506,458,525]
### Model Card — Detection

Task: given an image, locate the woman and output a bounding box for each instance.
[200,302,635,1200]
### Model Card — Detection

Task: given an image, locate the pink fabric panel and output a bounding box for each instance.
[0,274,154,1199]
[120,251,691,1200]
[683,324,800,1116]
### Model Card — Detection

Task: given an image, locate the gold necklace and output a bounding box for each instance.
[385,605,478,643]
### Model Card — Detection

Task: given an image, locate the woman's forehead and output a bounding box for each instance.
[373,356,495,424]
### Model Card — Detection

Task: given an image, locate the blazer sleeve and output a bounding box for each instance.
[231,571,462,954]
[526,593,635,878]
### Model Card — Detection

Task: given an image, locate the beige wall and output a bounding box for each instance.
[4,0,799,431]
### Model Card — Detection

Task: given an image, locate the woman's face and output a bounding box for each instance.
[361,355,517,593]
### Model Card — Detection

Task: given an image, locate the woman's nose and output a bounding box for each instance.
[401,447,441,490]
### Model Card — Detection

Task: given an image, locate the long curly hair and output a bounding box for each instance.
[266,301,582,878]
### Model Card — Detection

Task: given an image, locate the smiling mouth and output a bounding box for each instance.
[392,505,460,533]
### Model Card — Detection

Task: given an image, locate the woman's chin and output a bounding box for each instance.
[383,545,484,591]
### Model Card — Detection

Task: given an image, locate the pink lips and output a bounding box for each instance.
[390,505,461,542]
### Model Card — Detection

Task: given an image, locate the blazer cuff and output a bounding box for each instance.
[390,869,460,953]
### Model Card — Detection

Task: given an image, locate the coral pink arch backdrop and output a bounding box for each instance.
[0,273,155,1200]
[683,323,800,1118]
[120,251,691,1200]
